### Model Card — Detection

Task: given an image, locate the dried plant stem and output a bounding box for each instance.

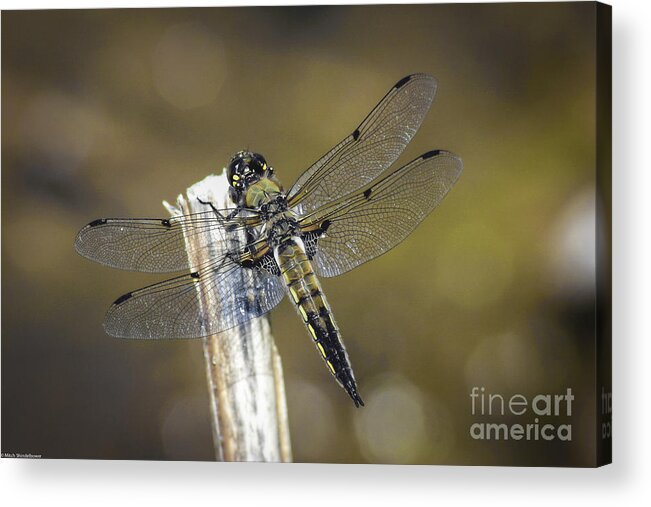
[164,173,292,462]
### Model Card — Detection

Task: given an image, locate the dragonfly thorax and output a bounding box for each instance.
[266,214,300,248]
[259,195,288,220]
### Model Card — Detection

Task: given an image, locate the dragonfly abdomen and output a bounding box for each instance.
[274,237,364,407]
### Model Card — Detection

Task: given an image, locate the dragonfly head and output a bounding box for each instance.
[227,151,273,192]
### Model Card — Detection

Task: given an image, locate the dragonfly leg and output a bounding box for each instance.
[197,197,224,217]
[197,197,243,221]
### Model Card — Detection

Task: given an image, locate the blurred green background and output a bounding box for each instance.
[2,3,599,465]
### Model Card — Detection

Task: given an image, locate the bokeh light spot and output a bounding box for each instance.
[354,374,429,463]
[547,186,596,300]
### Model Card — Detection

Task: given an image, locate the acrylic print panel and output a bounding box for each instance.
[1,2,610,466]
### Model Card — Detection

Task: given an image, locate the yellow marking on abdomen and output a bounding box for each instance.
[276,237,343,379]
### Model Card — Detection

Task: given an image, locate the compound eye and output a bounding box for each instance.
[227,154,247,187]
[249,155,267,176]
[227,165,240,187]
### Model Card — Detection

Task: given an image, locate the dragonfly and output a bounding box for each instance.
[75,73,462,407]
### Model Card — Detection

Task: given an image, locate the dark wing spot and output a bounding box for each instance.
[363,188,372,200]
[161,219,172,228]
[113,292,133,305]
[88,219,107,227]
[238,252,280,275]
[320,219,331,233]
[190,271,200,279]
[352,129,360,141]
[395,75,412,89]
[422,150,441,160]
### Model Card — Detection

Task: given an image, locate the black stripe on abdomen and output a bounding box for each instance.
[292,279,364,407]
[276,238,364,407]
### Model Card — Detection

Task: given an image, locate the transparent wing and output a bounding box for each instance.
[299,150,463,278]
[287,74,437,214]
[104,257,286,339]
[75,210,261,273]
